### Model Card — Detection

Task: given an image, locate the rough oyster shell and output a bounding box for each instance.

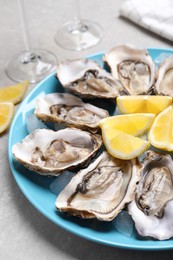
[57,59,122,99]
[128,151,173,240]
[104,45,156,95]
[154,55,173,97]
[12,128,102,176]
[56,151,141,221]
[34,93,109,132]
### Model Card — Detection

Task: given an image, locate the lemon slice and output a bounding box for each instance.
[99,113,155,137]
[117,95,172,114]
[0,102,14,133]
[0,80,29,104]
[101,126,150,160]
[148,105,173,151]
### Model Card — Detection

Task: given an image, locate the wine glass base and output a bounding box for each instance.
[54,19,103,51]
[5,49,57,83]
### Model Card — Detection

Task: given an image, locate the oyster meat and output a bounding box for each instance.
[57,59,123,99]
[104,45,155,95]
[128,151,173,240]
[34,93,109,132]
[155,55,173,97]
[56,151,141,221]
[12,128,102,176]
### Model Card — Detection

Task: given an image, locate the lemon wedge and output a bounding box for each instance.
[117,95,172,114]
[0,102,14,133]
[0,80,29,104]
[101,126,150,160]
[148,105,173,151]
[99,113,155,137]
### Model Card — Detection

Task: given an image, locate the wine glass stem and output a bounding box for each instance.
[70,0,88,33]
[18,0,35,62]
[75,0,81,22]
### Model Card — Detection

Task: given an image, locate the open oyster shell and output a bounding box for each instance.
[56,151,141,221]
[34,93,109,132]
[12,128,102,176]
[154,55,173,97]
[57,59,122,99]
[104,45,156,95]
[128,151,173,240]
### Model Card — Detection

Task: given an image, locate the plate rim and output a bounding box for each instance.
[8,47,173,251]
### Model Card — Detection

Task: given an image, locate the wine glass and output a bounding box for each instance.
[5,0,57,83]
[54,0,103,51]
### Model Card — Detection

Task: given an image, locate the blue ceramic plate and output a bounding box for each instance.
[8,48,173,250]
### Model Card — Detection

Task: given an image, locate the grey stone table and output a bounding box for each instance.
[1,0,173,259]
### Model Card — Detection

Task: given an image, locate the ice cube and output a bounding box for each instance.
[26,114,48,134]
[112,210,134,237]
[50,170,76,195]
[54,123,66,131]
[154,52,171,66]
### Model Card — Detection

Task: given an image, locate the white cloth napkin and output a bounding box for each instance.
[119,0,173,41]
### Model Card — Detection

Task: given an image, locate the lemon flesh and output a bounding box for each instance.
[0,80,29,104]
[117,95,172,114]
[101,126,150,160]
[148,105,173,151]
[0,102,14,133]
[99,113,155,137]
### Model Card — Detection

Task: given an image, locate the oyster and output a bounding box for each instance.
[128,151,173,240]
[56,151,141,221]
[34,93,109,132]
[104,45,155,95]
[57,59,122,99]
[155,55,173,97]
[12,128,102,176]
